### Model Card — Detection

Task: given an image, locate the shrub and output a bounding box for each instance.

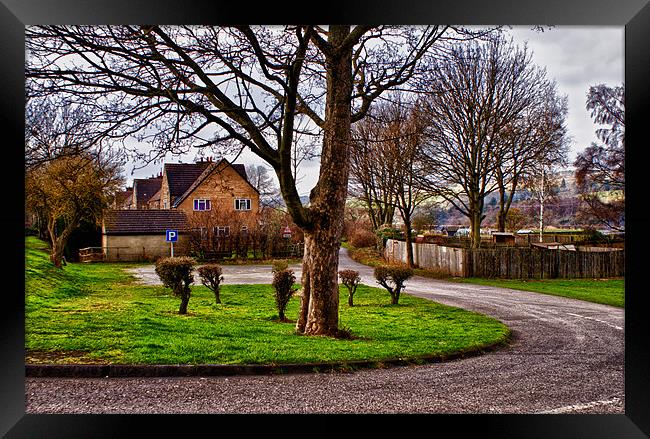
[339,269,361,306]
[374,264,414,305]
[349,228,377,249]
[375,225,403,249]
[155,256,196,314]
[271,268,297,322]
[271,259,289,273]
[197,263,224,305]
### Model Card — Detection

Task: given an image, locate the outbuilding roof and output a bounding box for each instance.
[103,209,187,234]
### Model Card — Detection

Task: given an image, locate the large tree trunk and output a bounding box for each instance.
[296,232,342,335]
[295,26,353,337]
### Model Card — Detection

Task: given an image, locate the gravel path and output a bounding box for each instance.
[25,249,624,414]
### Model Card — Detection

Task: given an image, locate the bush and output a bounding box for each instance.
[374,264,414,305]
[197,263,224,305]
[339,269,361,306]
[155,256,196,314]
[349,228,377,249]
[271,268,297,322]
[271,259,289,273]
[375,225,403,249]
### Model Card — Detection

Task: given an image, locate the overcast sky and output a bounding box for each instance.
[126,25,625,196]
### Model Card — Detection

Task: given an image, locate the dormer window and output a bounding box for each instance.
[193,199,211,211]
[234,198,251,211]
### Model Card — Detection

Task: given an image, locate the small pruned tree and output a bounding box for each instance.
[339,270,361,306]
[272,260,289,273]
[197,264,225,305]
[272,268,297,322]
[374,265,414,305]
[155,257,196,315]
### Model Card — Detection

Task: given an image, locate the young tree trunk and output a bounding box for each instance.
[496,185,507,233]
[403,216,416,268]
[179,288,190,314]
[47,217,76,268]
[295,26,352,337]
[469,194,483,248]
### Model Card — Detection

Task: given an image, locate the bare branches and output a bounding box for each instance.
[574,84,625,231]
[416,35,566,245]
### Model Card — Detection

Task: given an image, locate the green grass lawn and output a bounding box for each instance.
[25,236,509,366]
[453,277,624,308]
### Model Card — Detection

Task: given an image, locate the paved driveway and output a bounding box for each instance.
[123,262,303,286]
[25,249,624,414]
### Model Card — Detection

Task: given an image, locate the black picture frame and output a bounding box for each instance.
[3,1,649,436]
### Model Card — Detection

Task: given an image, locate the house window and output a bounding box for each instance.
[193,199,211,211]
[241,225,248,236]
[213,226,230,237]
[234,198,251,211]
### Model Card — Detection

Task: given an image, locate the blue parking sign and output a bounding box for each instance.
[166,230,178,242]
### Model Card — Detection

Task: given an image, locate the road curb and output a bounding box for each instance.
[25,336,511,378]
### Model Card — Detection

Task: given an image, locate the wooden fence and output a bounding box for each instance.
[384,239,624,279]
[466,247,624,279]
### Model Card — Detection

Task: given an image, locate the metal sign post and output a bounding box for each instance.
[166,230,178,257]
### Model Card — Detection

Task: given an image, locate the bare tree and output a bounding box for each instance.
[492,81,569,232]
[349,109,397,230]
[25,96,106,170]
[351,96,429,266]
[245,163,278,206]
[417,36,553,248]
[522,165,562,242]
[26,25,492,336]
[574,83,625,231]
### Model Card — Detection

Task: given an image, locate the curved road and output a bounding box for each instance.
[25,249,624,414]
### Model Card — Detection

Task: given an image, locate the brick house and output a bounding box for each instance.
[102,158,260,261]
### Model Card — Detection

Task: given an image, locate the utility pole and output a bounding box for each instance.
[539,169,545,243]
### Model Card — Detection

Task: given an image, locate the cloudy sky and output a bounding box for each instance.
[126,26,625,196]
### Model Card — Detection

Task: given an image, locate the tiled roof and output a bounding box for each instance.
[232,163,247,181]
[114,189,133,208]
[164,162,211,203]
[171,159,257,208]
[103,210,187,234]
[133,177,162,206]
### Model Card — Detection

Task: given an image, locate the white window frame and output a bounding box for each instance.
[193,198,211,211]
[214,226,230,237]
[234,198,252,211]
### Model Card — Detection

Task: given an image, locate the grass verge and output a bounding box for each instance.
[452,277,624,308]
[26,236,509,365]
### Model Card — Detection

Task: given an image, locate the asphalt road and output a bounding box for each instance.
[25,249,624,414]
